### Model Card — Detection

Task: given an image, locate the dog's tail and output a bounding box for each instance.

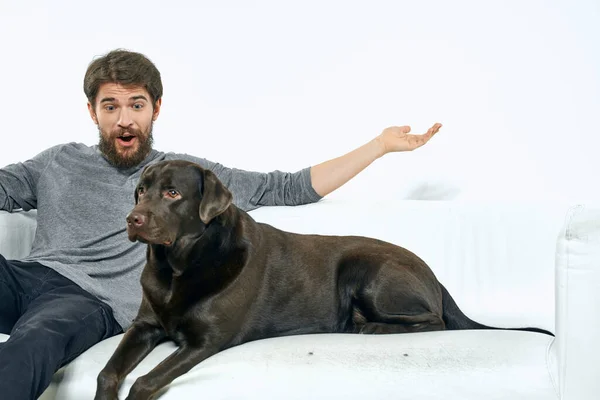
[440,282,554,336]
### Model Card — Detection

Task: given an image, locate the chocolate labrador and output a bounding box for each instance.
[94,160,551,400]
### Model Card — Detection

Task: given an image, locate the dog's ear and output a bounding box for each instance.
[134,165,153,205]
[199,168,233,224]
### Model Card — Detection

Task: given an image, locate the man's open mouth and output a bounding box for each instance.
[117,134,137,147]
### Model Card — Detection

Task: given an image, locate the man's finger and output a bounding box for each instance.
[427,124,441,137]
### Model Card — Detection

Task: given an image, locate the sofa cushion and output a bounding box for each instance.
[0,210,37,260]
[14,330,556,400]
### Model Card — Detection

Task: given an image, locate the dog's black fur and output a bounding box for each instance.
[94,160,552,400]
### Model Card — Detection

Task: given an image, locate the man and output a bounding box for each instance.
[0,49,441,399]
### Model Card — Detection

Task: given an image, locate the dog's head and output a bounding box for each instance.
[126,160,233,246]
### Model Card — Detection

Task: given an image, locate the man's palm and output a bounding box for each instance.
[379,123,442,153]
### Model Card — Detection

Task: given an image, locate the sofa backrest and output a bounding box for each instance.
[249,199,573,333]
[1,200,573,332]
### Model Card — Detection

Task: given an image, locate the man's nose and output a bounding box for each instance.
[117,108,133,128]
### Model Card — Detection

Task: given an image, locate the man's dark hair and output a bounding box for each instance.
[84,49,163,109]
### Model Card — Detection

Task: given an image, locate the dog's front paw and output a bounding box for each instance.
[94,393,119,400]
[125,378,156,400]
[94,372,120,400]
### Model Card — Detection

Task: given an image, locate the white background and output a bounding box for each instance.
[1,0,598,203]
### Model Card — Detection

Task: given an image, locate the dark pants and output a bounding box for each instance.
[0,254,122,400]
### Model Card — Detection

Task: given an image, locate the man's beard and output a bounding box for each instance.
[98,124,154,169]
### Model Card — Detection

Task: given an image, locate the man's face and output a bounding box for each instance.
[88,83,161,168]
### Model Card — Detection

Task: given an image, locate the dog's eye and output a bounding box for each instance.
[137,187,145,195]
[166,190,179,198]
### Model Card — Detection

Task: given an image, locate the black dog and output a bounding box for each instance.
[94,160,551,400]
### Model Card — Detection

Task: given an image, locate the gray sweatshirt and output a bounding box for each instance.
[0,143,322,329]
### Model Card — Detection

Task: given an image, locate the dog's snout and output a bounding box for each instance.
[126,211,147,228]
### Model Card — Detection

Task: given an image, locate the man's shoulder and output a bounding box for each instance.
[46,142,95,154]
[163,152,212,166]
[27,142,96,163]
[57,142,103,161]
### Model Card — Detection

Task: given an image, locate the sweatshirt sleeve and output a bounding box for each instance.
[0,145,61,212]
[165,153,323,211]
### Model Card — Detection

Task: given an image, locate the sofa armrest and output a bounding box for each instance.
[553,204,600,400]
[0,209,37,260]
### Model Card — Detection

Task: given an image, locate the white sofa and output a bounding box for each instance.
[1,199,598,400]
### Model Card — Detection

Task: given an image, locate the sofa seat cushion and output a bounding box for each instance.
[8,330,555,400]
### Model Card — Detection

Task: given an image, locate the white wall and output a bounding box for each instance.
[1,0,598,203]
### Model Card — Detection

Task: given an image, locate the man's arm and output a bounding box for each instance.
[310,123,441,197]
[0,146,60,212]
[169,123,440,211]
[166,153,322,211]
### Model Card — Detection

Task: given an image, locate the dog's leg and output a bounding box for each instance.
[95,321,166,400]
[124,344,219,400]
[353,266,446,334]
[95,300,166,400]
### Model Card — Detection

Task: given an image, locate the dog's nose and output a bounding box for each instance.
[126,212,147,228]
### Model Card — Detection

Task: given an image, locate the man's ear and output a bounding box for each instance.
[87,102,98,124]
[199,168,233,224]
[152,98,162,121]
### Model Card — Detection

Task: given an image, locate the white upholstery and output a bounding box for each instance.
[552,204,600,399]
[1,199,598,399]
[28,331,555,400]
[0,209,37,259]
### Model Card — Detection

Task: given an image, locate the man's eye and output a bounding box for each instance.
[137,187,145,195]
[105,105,115,111]
[133,103,143,110]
